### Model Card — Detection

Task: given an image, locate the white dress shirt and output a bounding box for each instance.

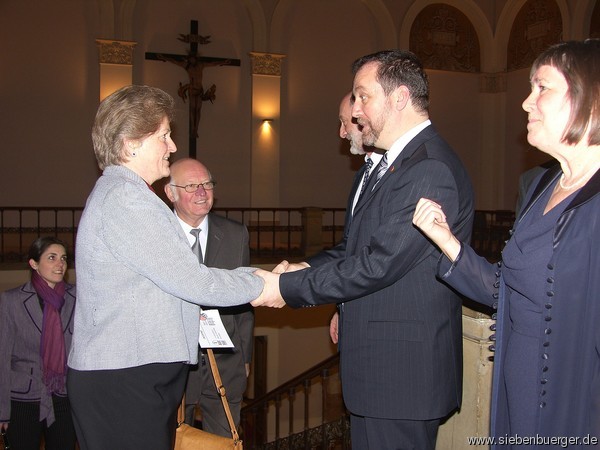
[175,213,209,257]
[385,119,432,168]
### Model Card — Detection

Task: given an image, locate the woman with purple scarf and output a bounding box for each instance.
[0,237,77,449]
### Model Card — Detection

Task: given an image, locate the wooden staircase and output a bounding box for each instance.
[240,354,350,449]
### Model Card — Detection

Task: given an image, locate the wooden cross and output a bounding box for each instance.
[145,20,241,158]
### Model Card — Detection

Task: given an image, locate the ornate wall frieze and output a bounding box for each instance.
[96,39,137,65]
[507,0,562,71]
[410,3,480,73]
[250,52,286,76]
[479,72,507,93]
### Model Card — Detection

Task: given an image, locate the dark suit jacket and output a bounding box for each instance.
[0,281,76,422]
[318,158,372,264]
[280,125,474,420]
[342,162,368,236]
[185,213,254,407]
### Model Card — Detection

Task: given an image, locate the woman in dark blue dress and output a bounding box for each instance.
[413,39,600,449]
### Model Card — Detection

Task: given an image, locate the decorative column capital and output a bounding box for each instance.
[479,72,507,93]
[249,52,286,76]
[96,39,137,65]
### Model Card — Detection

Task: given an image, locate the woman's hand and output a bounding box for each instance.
[413,198,461,262]
[251,269,285,308]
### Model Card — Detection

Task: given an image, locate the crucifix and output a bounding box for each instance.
[145,20,241,158]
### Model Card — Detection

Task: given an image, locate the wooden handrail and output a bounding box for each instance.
[0,206,346,265]
[240,353,346,449]
[0,206,513,266]
[243,353,340,411]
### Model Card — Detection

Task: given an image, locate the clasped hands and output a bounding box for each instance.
[251,261,309,308]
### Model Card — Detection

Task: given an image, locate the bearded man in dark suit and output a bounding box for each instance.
[254,50,474,450]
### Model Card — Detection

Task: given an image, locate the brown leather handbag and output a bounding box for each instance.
[174,349,243,450]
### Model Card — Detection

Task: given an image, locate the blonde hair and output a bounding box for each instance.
[92,85,175,170]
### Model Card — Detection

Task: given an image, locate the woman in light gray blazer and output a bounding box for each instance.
[67,85,267,450]
[0,237,77,450]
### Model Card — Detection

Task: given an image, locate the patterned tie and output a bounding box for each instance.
[358,157,374,196]
[190,228,203,264]
[373,152,389,188]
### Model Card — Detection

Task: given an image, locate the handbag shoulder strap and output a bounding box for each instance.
[177,393,186,426]
[206,348,241,443]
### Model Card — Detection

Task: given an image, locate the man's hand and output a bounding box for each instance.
[251,269,285,308]
[272,260,310,274]
[329,311,339,344]
[272,260,289,274]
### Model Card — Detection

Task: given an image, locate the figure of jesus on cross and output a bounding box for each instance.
[146,20,240,157]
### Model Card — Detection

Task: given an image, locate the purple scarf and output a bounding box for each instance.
[31,270,67,394]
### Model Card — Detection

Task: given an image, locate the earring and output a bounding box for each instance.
[131,152,136,157]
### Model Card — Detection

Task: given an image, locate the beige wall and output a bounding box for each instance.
[2,0,597,211]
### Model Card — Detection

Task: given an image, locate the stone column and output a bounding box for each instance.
[301,207,324,258]
[437,307,494,449]
[477,72,507,209]
[96,39,137,101]
[249,52,286,208]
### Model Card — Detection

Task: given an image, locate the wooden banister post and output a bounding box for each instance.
[301,207,323,258]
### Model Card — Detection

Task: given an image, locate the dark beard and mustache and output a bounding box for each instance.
[357,108,387,147]
[359,121,379,147]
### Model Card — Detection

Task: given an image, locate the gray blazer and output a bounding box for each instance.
[0,281,76,422]
[68,165,263,371]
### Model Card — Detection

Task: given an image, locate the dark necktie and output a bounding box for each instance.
[373,152,389,188]
[359,157,374,197]
[190,228,204,264]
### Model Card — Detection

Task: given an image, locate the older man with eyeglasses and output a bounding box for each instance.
[164,157,255,438]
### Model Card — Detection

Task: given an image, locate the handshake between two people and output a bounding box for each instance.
[251,260,310,308]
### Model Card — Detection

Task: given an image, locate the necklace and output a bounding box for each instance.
[559,165,600,190]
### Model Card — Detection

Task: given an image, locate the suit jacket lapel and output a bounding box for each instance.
[517,165,561,223]
[353,125,437,217]
[204,215,223,266]
[518,164,600,223]
[22,282,43,333]
[22,282,77,333]
[353,157,382,215]
[344,164,368,234]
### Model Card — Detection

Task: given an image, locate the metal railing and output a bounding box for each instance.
[0,206,346,265]
[240,353,349,450]
[0,207,84,265]
[0,206,513,266]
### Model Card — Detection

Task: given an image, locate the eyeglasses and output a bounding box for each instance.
[170,181,216,193]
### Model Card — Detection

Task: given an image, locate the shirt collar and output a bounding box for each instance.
[386,119,431,167]
[174,212,209,246]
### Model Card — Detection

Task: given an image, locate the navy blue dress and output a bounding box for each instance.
[501,181,577,439]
